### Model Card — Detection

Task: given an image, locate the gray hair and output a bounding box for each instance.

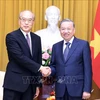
[19,10,35,20]
[60,18,75,28]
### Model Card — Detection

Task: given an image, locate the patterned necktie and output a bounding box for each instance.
[26,34,30,48]
[63,42,70,61]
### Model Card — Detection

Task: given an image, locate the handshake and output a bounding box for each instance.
[40,66,51,77]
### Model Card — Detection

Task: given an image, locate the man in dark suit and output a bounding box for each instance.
[50,19,92,100]
[3,10,51,100]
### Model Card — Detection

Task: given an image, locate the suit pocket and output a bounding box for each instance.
[76,75,84,80]
[11,68,22,74]
[7,62,22,74]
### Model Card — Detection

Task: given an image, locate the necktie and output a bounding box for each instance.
[63,42,70,61]
[26,34,30,48]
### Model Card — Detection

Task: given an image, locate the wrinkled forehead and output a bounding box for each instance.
[60,21,74,28]
[20,11,34,19]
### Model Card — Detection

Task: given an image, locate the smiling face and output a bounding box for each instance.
[60,21,75,42]
[19,10,35,33]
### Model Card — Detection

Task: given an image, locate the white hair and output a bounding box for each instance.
[19,10,35,20]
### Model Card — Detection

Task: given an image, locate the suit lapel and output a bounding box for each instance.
[59,41,65,63]
[65,37,79,63]
[30,32,35,57]
[17,29,31,55]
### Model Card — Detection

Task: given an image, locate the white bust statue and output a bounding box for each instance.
[35,6,63,50]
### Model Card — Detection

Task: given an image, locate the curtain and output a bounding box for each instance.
[0,0,99,99]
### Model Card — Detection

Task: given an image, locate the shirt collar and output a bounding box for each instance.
[64,36,74,45]
[20,28,30,38]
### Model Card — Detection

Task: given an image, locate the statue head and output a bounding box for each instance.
[45,6,61,26]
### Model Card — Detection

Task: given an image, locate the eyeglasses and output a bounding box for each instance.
[19,17,34,23]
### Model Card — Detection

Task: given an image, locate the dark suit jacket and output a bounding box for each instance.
[3,29,42,93]
[50,37,92,97]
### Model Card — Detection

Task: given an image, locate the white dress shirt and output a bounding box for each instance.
[20,29,32,55]
[63,36,74,53]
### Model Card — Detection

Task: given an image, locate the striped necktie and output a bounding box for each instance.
[63,42,70,61]
[26,34,30,49]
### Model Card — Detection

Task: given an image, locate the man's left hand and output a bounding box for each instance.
[82,92,91,99]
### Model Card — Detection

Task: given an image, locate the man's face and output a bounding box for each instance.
[60,21,75,41]
[46,9,60,26]
[19,11,34,33]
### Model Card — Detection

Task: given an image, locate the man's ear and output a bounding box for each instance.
[45,15,47,20]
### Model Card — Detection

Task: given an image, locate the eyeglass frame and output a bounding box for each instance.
[19,17,34,23]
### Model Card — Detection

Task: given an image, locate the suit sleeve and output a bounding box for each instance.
[6,33,41,73]
[83,42,92,93]
[50,45,56,76]
[34,38,42,87]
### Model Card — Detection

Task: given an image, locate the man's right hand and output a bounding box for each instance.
[40,66,51,77]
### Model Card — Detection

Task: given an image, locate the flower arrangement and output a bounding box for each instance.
[46,96,55,100]
[50,91,55,96]
[46,91,55,100]
[42,47,55,100]
[42,47,53,85]
[42,48,52,66]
